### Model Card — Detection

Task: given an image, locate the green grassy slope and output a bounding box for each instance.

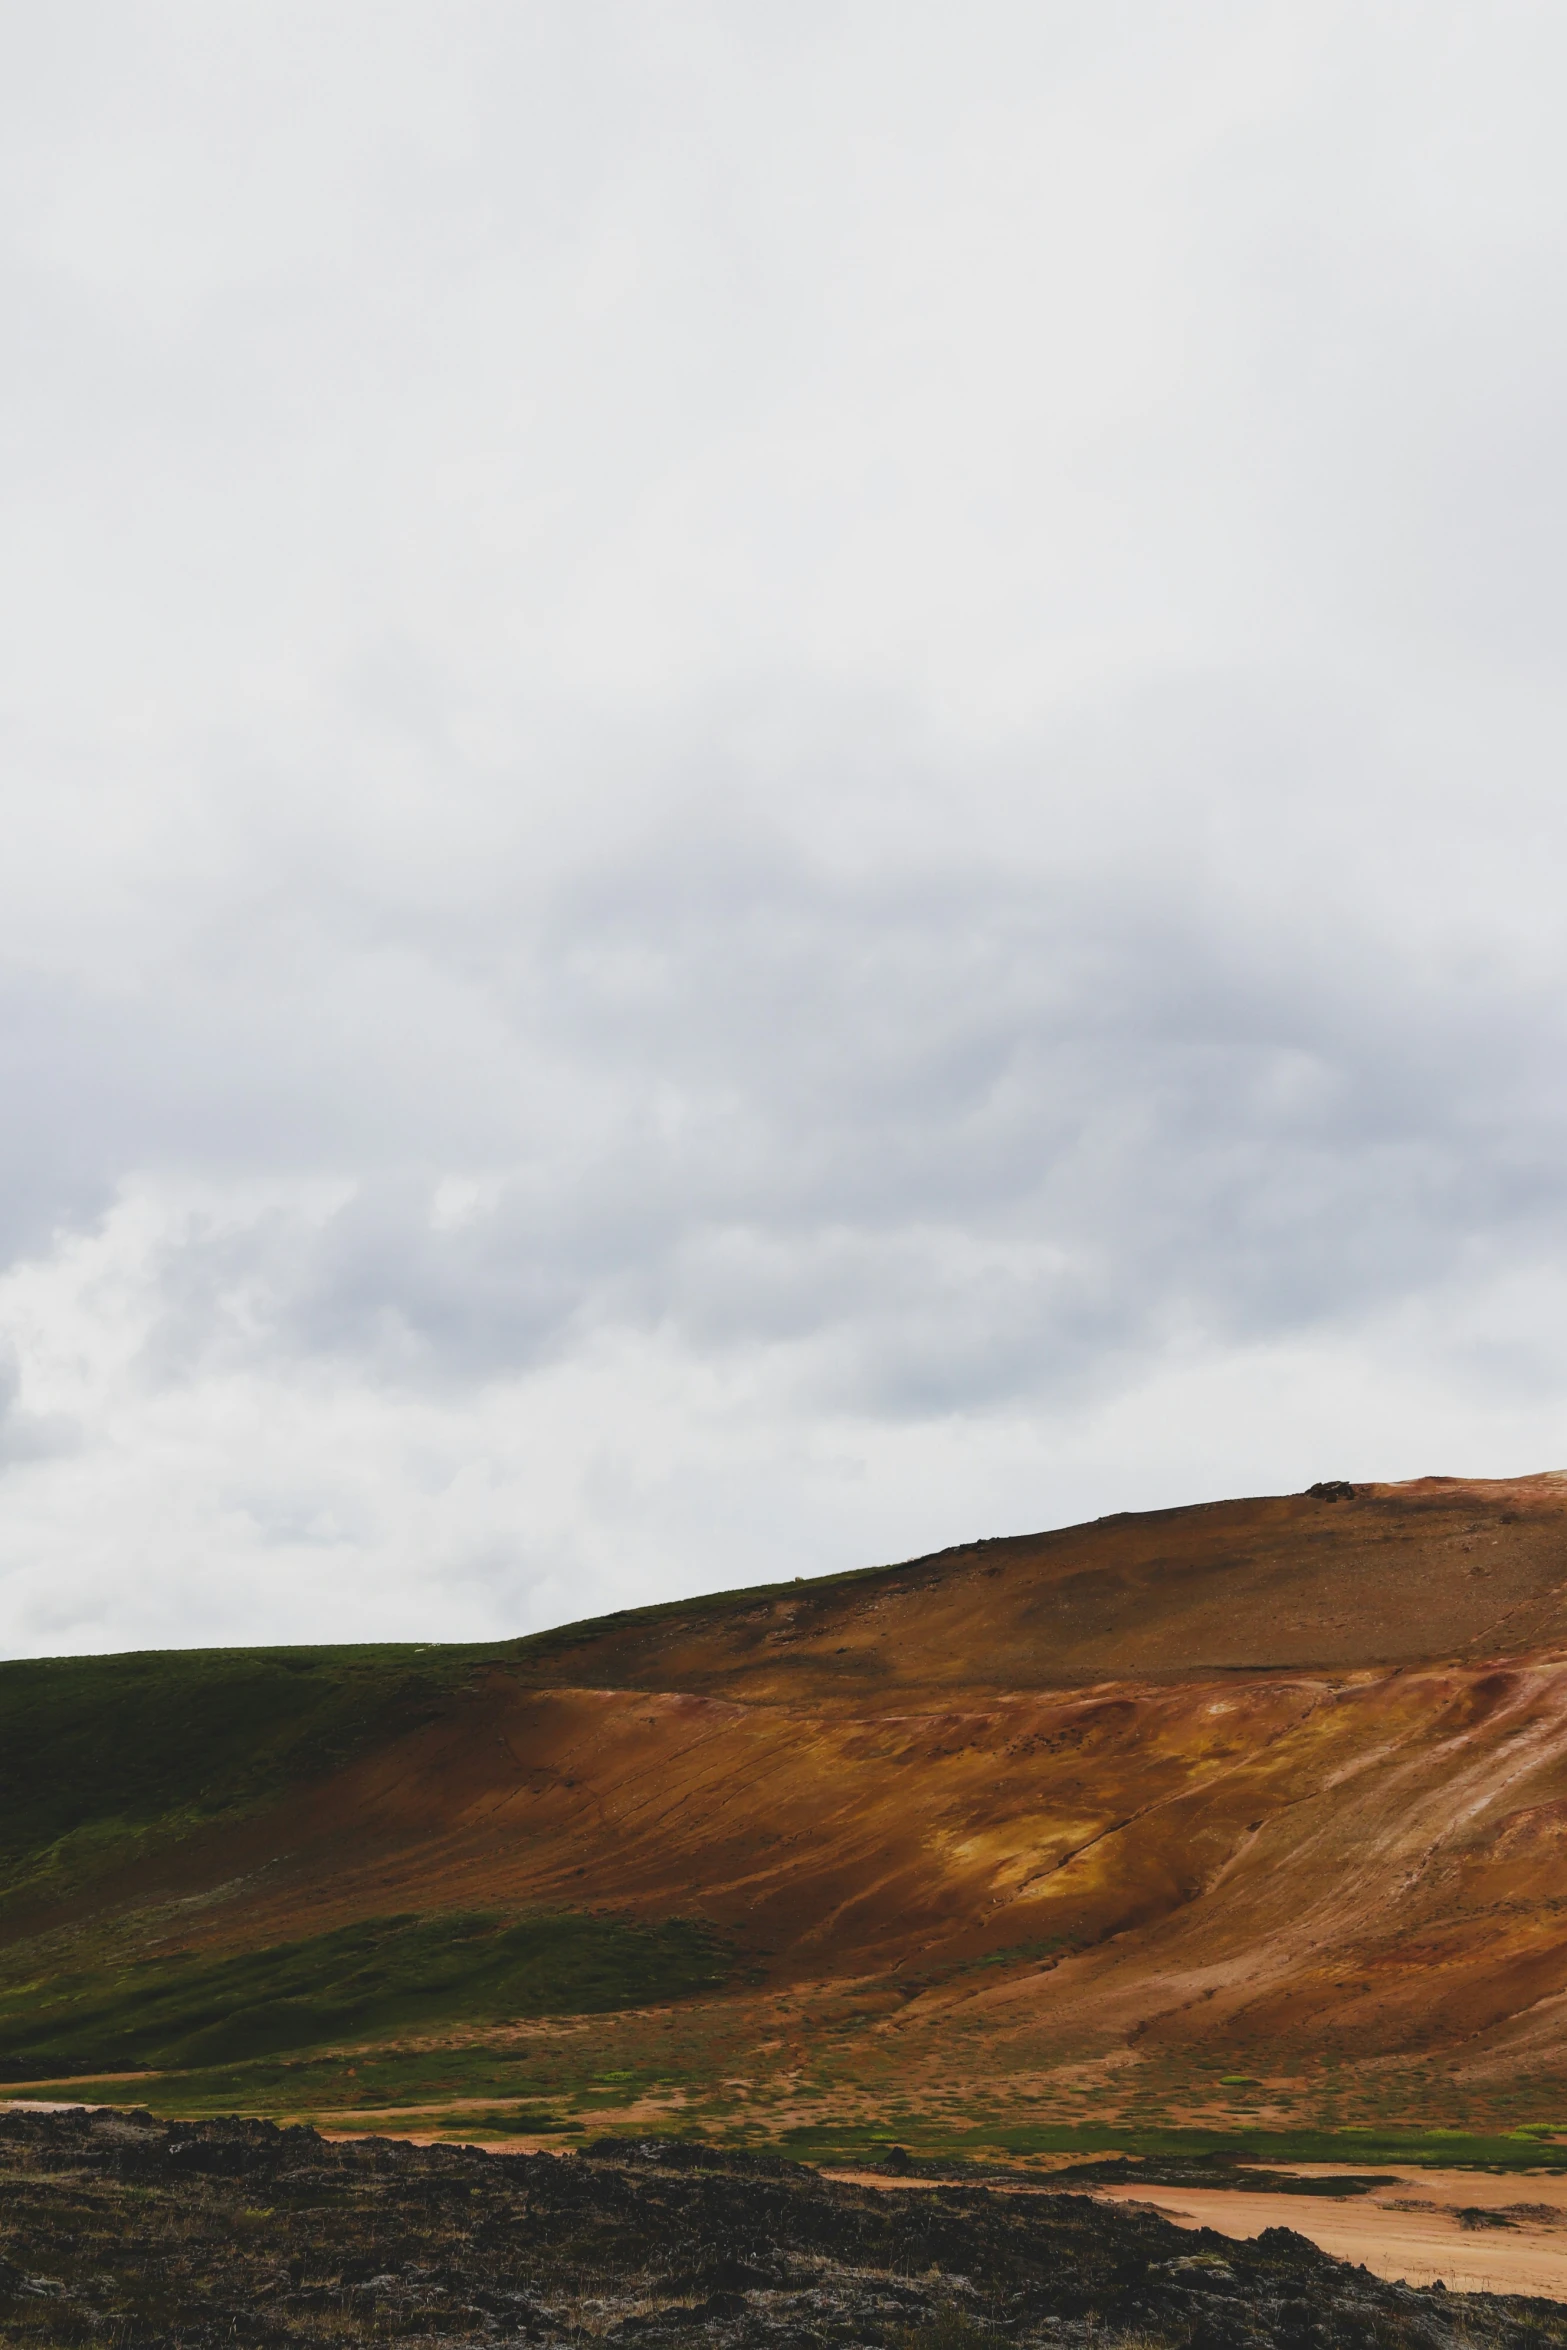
[0,1642,475,1915]
[0,1561,857,1923]
[0,1910,732,2076]
[0,1639,747,2079]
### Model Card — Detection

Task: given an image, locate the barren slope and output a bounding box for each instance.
[5,1472,1567,2147]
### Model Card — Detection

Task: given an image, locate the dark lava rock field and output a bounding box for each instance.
[2,2108,1565,2349]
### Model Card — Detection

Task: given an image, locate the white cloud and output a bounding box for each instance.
[2,3,1567,1652]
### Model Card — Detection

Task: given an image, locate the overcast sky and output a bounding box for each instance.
[3,3,1567,1656]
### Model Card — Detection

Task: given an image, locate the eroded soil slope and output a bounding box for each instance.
[5,1473,1567,2142]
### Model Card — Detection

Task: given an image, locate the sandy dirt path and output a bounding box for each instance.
[1092,2167,1567,2298]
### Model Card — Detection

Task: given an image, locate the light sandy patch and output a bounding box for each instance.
[821,2162,1567,2299]
[1094,2168,1567,2299]
[1,2099,113,2113]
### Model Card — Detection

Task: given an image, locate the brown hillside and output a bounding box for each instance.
[511,1470,1567,1696]
[11,1470,1567,2141]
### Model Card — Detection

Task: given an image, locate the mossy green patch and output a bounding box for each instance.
[0,1909,732,2075]
[0,1644,481,1914]
[769,2117,1567,2172]
[412,2108,579,2139]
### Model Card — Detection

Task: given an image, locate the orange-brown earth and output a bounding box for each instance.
[13,1471,1567,2143]
[1090,2168,1567,2299]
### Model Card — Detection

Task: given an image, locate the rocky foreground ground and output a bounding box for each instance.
[2,2111,1567,2349]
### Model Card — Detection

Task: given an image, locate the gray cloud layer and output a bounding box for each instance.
[23,790,1567,1403]
[2,5,1567,1651]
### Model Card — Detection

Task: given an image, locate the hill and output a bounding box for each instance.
[4,1471,1567,2163]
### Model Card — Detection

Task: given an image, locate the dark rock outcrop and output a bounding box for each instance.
[0,2108,1562,2347]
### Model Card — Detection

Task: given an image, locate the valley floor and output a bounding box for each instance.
[1092,2170,1567,2301]
[5,2106,1565,2350]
